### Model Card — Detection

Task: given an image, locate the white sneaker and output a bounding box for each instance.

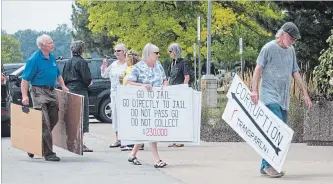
[263,167,285,178]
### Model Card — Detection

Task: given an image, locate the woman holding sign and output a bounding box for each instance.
[126,43,168,168]
[101,43,128,148]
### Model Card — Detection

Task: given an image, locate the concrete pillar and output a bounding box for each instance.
[201,75,217,108]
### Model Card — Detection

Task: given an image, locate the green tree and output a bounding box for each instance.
[71,2,116,57]
[313,30,333,94]
[1,31,24,63]
[79,0,283,67]
[13,29,39,60]
[210,1,284,68]
[48,24,72,58]
[276,1,333,73]
[13,25,72,60]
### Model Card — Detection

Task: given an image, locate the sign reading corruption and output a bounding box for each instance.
[222,74,294,172]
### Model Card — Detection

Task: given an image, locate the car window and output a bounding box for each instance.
[95,60,103,78]
[88,61,98,79]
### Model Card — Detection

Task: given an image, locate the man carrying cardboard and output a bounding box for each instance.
[21,34,69,161]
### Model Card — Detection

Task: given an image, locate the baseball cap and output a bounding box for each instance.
[281,22,301,40]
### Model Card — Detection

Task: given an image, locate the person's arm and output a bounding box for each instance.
[250,64,262,104]
[21,58,38,105]
[182,60,191,84]
[20,79,30,105]
[293,72,312,109]
[101,60,112,78]
[251,65,262,92]
[57,76,69,92]
[55,65,68,92]
[250,45,269,104]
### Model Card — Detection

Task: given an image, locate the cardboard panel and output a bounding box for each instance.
[52,89,84,155]
[11,103,43,156]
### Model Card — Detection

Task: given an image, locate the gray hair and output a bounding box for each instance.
[36,34,52,49]
[168,43,183,59]
[275,29,285,39]
[70,40,85,55]
[142,43,159,61]
[114,43,128,54]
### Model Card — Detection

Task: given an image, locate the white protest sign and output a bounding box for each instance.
[117,85,194,142]
[222,74,294,172]
[121,88,202,146]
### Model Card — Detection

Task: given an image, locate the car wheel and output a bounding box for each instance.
[1,120,11,137]
[93,115,104,123]
[99,98,112,123]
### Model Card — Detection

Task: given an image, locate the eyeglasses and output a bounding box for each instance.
[114,50,122,53]
[285,33,296,42]
[168,50,172,53]
[154,52,159,55]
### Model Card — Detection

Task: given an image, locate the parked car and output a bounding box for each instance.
[2,63,25,76]
[8,58,116,126]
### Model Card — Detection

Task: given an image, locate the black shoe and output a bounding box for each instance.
[45,155,60,161]
[27,153,34,158]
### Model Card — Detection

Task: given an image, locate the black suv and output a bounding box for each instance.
[8,58,115,124]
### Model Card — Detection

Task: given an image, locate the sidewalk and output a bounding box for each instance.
[90,123,333,184]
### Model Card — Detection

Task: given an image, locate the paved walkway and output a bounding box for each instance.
[90,123,333,184]
[2,123,333,184]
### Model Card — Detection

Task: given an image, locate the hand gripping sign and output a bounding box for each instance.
[222,74,294,172]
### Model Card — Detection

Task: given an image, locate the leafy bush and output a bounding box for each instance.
[313,30,333,95]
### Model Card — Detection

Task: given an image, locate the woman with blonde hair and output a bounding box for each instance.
[126,43,168,168]
[122,50,140,85]
[101,43,128,148]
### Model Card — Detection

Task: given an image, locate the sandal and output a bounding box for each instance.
[168,143,184,147]
[128,156,142,165]
[154,160,167,168]
[121,146,133,151]
[109,140,121,148]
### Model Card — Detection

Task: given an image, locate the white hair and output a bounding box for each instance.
[168,43,183,59]
[142,43,159,61]
[36,34,52,49]
[275,29,286,39]
[114,43,128,54]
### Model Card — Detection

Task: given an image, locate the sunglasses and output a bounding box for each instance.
[168,50,173,53]
[154,52,159,55]
[114,50,122,53]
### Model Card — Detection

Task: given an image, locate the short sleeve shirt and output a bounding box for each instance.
[168,58,190,85]
[22,49,60,87]
[256,40,300,110]
[127,60,166,87]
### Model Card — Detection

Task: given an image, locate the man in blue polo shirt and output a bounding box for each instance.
[21,34,69,161]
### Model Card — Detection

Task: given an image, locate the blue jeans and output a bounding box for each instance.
[260,103,288,173]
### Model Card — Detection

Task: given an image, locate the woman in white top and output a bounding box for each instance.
[101,43,128,148]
